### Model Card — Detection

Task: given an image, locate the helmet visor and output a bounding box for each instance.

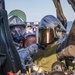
[10,26,24,42]
[11,26,24,36]
[39,27,54,44]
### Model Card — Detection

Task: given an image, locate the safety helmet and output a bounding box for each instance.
[8,15,26,43]
[39,15,66,45]
[8,15,26,27]
[23,22,35,38]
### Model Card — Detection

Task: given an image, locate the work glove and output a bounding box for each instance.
[31,63,44,73]
[18,44,39,58]
[18,44,39,69]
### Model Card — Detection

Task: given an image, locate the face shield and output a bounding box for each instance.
[39,27,54,44]
[39,15,66,32]
[23,24,37,47]
[10,25,24,43]
[8,15,26,43]
[38,15,66,45]
[24,23,34,37]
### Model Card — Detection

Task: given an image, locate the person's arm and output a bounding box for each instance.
[18,44,39,59]
[18,44,39,69]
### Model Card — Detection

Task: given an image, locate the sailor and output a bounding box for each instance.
[31,15,66,72]
[8,15,26,49]
[18,23,39,69]
[18,15,67,72]
[32,15,75,73]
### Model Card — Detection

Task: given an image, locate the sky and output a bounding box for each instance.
[5,0,75,22]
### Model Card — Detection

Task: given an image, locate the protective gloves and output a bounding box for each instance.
[18,44,39,69]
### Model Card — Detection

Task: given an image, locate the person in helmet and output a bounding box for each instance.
[31,15,65,72]
[31,15,75,73]
[8,15,26,49]
[17,15,66,72]
[23,22,37,48]
[18,15,75,73]
[18,23,39,69]
[24,34,36,48]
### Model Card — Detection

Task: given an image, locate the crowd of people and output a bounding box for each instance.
[8,14,75,75]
